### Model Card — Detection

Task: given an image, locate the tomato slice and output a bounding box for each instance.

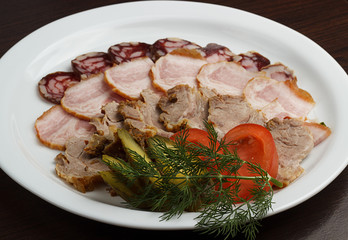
[170,125,279,201]
[170,128,211,147]
[223,123,279,200]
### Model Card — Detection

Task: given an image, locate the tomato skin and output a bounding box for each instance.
[170,128,211,147]
[223,124,279,200]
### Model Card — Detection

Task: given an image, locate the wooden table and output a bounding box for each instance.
[1,1,347,239]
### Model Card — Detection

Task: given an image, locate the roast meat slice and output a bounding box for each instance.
[208,95,266,139]
[158,85,209,132]
[55,137,109,193]
[90,101,123,138]
[266,118,314,186]
[118,89,171,145]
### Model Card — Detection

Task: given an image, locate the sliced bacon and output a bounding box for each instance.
[61,73,124,120]
[35,105,95,150]
[104,57,155,100]
[234,51,270,72]
[150,48,207,92]
[304,121,331,146]
[262,63,297,83]
[197,61,263,96]
[198,43,235,63]
[244,76,315,120]
[38,72,80,104]
[71,52,113,79]
[151,38,201,61]
[108,42,152,64]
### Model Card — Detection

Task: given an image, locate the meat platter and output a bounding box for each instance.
[0,1,347,231]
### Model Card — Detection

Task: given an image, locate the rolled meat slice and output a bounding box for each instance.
[104,57,155,100]
[234,51,270,72]
[151,48,207,92]
[108,42,152,64]
[197,61,262,96]
[35,105,95,150]
[244,76,315,120]
[61,73,124,120]
[198,43,235,63]
[151,37,201,61]
[38,71,80,104]
[71,52,113,79]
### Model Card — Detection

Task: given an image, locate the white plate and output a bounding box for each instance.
[0,1,347,230]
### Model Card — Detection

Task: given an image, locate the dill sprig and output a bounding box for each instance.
[102,123,281,240]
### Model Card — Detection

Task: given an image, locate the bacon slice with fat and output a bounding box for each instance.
[150,48,207,92]
[197,61,263,96]
[104,57,155,100]
[244,76,315,120]
[304,121,331,146]
[61,73,124,120]
[35,105,95,151]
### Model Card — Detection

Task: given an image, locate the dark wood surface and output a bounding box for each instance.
[1,1,347,239]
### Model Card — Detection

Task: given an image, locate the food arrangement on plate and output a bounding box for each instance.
[34,37,331,239]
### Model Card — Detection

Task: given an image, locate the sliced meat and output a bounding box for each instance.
[262,63,297,83]
[158,85,209,132]
[84,124,125,159]
[61,73,124,120]
[38,71,80,104]
[198,43,235,63]
[89,101,124,138]
[35,105,95,150]
[266,118,314,186]
[104,57,155,100]
[234,51,270,72]
[244,76,315,120]
[197,61,262,96]
[118,89,171,146]
[258,99,293,121]
[71,52,113,79]
[303,121,331,146]
[108,42,152,64]
[208,95,266,139]
[151,48,207,92]
[55,137,110,193]
[151,37,201,61]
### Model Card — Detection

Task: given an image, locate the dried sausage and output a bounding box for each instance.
[235,51,270,72]
[71,52,113,79]
[38,71,80,104]
[198,43,235,63]
[108,42,152,64]
[151,38,201,61]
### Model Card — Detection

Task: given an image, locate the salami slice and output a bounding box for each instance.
[151,38,201,61]
[71,52,113,79]
[198,43,235,63]
[235,51,270,72]
[108,42,152,64]
[38,71,80,104]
